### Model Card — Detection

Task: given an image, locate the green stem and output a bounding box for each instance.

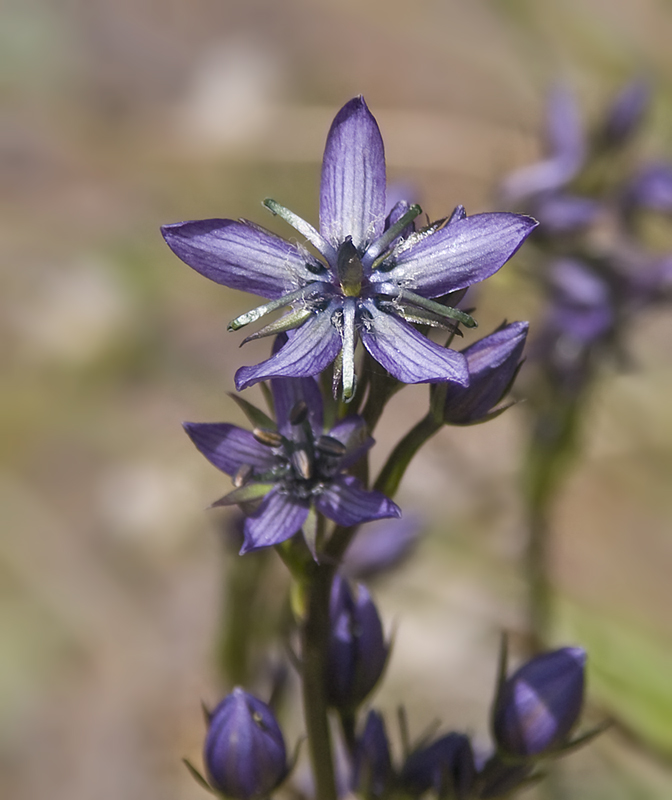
[523,395,584,652]
[374,413,443,498]
[218,549,270,684]
[300,561,338,800]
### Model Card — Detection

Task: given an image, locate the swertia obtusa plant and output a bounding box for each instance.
[165,96,597,799]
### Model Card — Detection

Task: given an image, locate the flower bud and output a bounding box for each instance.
[492,647,586,758]
[443,321,528,425]
[400,732,475,800]
[204,687,287,799]
[352,710,394,799]
[325,574,388,711]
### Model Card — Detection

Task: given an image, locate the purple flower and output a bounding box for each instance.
[184,375,400,554]
[203,687,287,800]
[352,710,394,799]
[326,574,388,711]
[501,86,600,235]
[442,321,529,425]
[492,647,586,758]
[163,97,537,399]
[341,514,422,579]
[400,732,476,800]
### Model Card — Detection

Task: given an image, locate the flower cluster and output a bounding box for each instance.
[503,81,672,394]
[192,645,588,800]
[165,96,596,800]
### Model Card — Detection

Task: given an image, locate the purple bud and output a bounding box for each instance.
[625,161,672,213]
[352,710,394,799]
[492,647,586,758]
[443,321,529,425]
[601,79,650,146]
[400,732,475,800]
[342,514,422,580]
[326,575,388,711]
[204,687,287,799]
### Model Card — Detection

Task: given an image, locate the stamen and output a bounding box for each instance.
[388,303,464,333]
[263,198,337,264]
[228,285,322,332]
[241,307,313,345]
[289,401,309,426]
[315,435,347,457]
[397,289,478,328]
[253,428,284,447]
[233,463,253,488]
[341,297,357,402]
[291,448,313,480]
[366,203,422,267]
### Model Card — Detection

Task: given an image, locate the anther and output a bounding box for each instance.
[315,435,347,457]
[253,428,283,447]
[233,463,254,488]
[289,401,309,426]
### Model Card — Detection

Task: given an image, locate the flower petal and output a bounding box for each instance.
[162,219,315,300]
[235,309,342,390]
[241,489,309,553]
[382,213,537,298]
[360,303,469,385]
[319,97,386,251]
[183,422,276,475]
[314,475,400,527]
[329,415,374,468]
[271,376,324,436]
[546,84,585,164]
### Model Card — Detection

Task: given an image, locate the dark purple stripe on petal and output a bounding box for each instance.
[183,422,276,475]
[319,97,386,251]
[360,303,469,385]
[241,490,309,553]
[162,219,313,300]
[235,309,342,390]
[386,213,538,298]
[315,475,400,527]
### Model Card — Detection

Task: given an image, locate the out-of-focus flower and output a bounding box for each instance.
[341,514,423,580]
[492,647,586,758]
[600,79,650,147]
[502,85,585,203]
[400,732,476,800]
[203,687,287,800]
[624,161,672,213]
[163,96,537,399]
[184,375,399,554]
[442,321,529,425]
[352,710,394,799]
[326,574,388,711]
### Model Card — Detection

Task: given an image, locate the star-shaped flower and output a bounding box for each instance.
[184,374,400,554]
[163,97,537,399]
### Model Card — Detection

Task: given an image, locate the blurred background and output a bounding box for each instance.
[4,0,672,797]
